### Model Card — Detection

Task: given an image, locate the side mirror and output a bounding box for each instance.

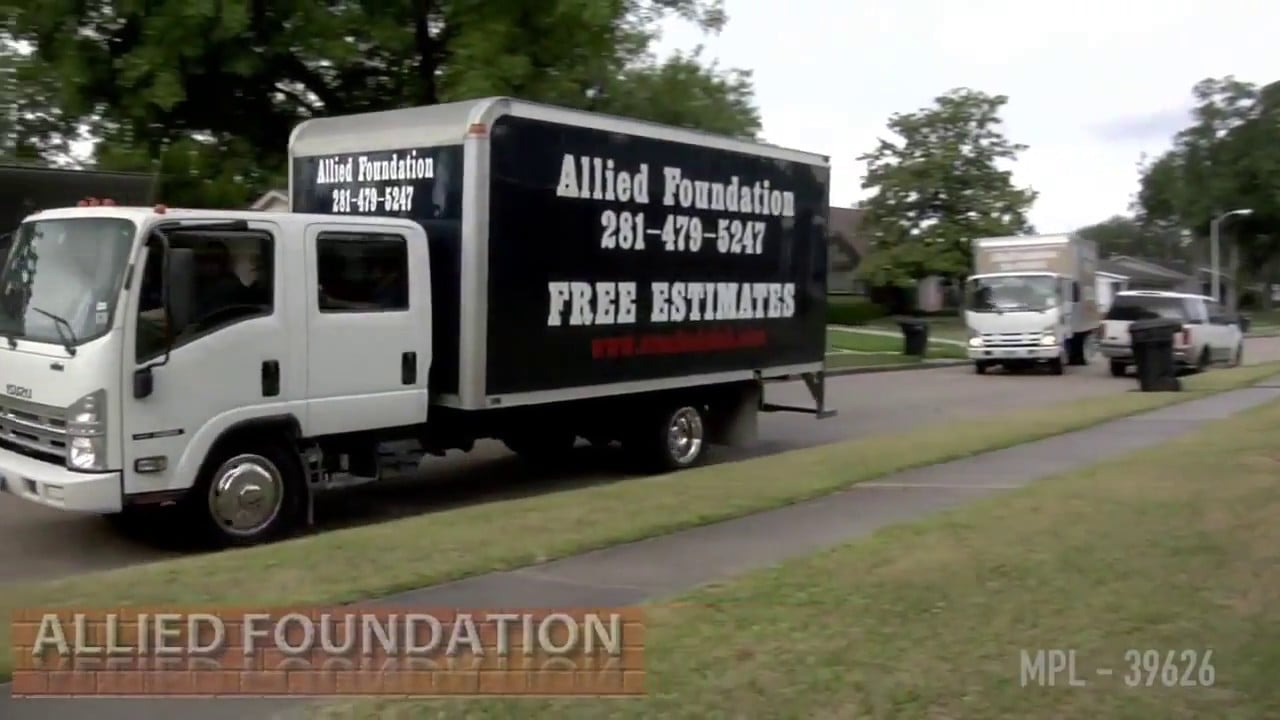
[164,247,195,333]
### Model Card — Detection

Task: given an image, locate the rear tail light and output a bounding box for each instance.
[1178,329,1190,346]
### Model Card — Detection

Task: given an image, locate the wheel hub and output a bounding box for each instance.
[666,407,704,464]
[208,455,284,537]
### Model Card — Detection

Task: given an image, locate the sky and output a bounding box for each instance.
[655,0,1280,233]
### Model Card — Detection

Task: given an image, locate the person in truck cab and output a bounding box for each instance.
[319,253,407,310]
[368,255,407,308]
[193,241,252,318]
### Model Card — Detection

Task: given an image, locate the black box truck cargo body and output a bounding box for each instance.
[289,97,831,470]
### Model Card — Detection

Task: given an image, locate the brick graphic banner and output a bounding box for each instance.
[11,607,645,697]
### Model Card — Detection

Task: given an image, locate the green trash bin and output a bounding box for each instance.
[898,319,929,357]
[1129,317,1182,392]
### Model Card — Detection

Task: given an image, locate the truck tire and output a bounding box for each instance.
[629,403,708,473]
[1110,360,1127,377]
[1195,348,1211,373]
[974,361,988,375]
[187,442,304,548]
[1047,356,1065,375]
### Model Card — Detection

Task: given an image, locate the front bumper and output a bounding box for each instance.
[967,345,1062,361]
[0,446,122,513]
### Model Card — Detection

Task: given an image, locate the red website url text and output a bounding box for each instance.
[592,328,767,358]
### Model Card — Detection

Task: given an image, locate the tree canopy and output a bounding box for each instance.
[1134,76,1280,286]
[1074,214,1189,262]
[4,0,761,206]
[856,88,1037,287]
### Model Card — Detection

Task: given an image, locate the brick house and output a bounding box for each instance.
[827,207,869,295]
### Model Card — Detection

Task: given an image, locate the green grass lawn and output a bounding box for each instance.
[827,327,968,359]
[335,388,1280,718]
[824,352,923,369]
[861,316,968,342]
[1,363,1278,683]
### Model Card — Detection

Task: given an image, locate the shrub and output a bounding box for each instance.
[827,296,888,325]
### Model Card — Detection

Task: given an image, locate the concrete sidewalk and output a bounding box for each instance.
[5,381,1280,719]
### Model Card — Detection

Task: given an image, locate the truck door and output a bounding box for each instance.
[303,222,430,435]
[121,219,303,497]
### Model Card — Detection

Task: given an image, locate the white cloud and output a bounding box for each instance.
[655,0,1280,232]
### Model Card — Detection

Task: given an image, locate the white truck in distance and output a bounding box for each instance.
[0,98,833,548]
[965,234,1100,375]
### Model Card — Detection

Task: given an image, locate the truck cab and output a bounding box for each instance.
[0,203,431,545]
[965,272,1075,374]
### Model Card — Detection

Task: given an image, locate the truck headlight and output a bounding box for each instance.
[1039,334,1059,346]
[66,389,107,472]
[968,336,984,347]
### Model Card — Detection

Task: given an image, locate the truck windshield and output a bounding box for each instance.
[968,275,1059,312]
[0,217,136,347]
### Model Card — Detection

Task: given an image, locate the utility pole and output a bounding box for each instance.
[1210,209,1253,303]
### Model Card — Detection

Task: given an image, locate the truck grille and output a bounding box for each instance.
[0,396,67,463]
[980,332,1042,347]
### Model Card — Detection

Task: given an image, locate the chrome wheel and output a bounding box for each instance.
[207,454,285,538]
[665,407,705,466]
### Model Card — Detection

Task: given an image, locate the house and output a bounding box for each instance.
[827,207,868,294]
[250,189,289,212]
[1096,255,1212,312]
[1100,256,1202,293]
[1095,267,1129,313]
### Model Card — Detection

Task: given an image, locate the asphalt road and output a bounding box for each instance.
[3,336,1278,586]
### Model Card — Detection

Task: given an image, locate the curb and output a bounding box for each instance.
[825,359,969,377]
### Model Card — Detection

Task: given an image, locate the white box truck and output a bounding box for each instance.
[0,98,833,547]
[964,234,1100,375]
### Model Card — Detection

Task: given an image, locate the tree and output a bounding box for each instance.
[856,88,1037,289]
[7,0,760,206]
[1075,214,1187,261]
[1135,76,1280,309]
[0,36,80,165]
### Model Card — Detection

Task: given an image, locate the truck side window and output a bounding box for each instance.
[135,230,275,362]
[316,233,409,312]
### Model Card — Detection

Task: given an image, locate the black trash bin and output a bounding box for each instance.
[1239,314,1252,334]
[1129,317,1182,392]
[898,318,929,357]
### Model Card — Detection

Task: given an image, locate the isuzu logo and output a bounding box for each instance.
[5,384,32,399]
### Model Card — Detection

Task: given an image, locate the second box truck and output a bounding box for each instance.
[965,234,1100,375]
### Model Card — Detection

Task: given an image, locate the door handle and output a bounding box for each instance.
[401,352,417,385]
[262,360,280,397]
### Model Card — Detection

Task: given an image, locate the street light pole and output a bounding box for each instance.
[1210,208,1253,303]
